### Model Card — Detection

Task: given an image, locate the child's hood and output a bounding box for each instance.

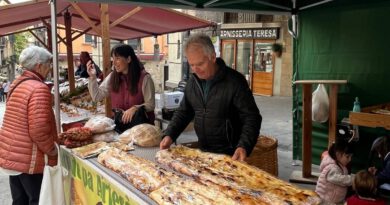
[320,155,336,171]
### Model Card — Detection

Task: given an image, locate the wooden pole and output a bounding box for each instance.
[302,84,313,178]
[101,4,111,117]
[64,11,75,93]
[328,85,339,146]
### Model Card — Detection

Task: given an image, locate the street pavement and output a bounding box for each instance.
[0,95,315,204]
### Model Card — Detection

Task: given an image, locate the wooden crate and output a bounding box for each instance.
[349,103,390,130]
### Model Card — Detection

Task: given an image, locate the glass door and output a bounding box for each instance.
[221,40,236,69]
[252,41,274,96]
[236,40,253,83]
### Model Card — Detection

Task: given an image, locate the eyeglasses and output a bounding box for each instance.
[46,62,53,68]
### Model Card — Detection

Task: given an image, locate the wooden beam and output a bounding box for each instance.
[70,2,102,36]
[71,28,92,41]
[0,26,45,37]
[57,35,67,45]
[328,84,339,146]
[110,6,142,28]
[71,13,155,35]
[294,80,348,84]
[28,30,49,50]
[101,4,112,117]
[302,84,312,178]
[40,18,67,46]
[64,11,75,93]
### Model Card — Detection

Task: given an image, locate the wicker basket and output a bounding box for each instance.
[246,135,278,176]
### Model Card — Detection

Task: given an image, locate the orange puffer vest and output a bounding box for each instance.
[0,70,58,174]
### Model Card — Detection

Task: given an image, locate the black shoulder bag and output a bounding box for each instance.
[112,106,150,134]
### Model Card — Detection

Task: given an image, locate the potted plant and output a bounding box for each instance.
[271,43,283,58]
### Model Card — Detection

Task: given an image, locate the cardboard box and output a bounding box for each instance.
[163,91,184,109]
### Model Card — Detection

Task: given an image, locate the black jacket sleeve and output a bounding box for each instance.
[233,76,262,156]
[163,88,195,142]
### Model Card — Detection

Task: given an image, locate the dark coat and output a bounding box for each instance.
[377,153,390,185]
[164,58,262,155]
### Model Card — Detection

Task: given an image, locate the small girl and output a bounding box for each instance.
[316,140,354,204]
[346,170,385,205]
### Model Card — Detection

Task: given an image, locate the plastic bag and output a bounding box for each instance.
[84,116,115,133]
[92,130,119,142]
[312,84,329,123]
[39,143,69,205]
[118,124,162,147]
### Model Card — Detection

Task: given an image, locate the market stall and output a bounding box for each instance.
[61,146,159,205]
[60,140,322,205]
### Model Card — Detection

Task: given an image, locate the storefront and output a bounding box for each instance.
[220,23,290,96]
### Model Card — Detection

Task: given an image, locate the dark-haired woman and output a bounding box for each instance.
[87,44,155,124]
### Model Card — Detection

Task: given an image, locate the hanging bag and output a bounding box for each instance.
[312,84,329,123]
[39,143,68,205]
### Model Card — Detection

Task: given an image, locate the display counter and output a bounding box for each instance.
[61,145,160,205]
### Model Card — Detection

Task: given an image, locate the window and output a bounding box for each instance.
[84,34,94,44]
[127,39,143,53]
[255,15,274,22]
[223,12,238,23]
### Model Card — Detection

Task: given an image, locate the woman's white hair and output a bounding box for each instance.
[19,45,52,70]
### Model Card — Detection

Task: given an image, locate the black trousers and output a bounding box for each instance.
[9,173,43,205]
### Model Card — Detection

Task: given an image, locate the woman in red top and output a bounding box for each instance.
[346,170,386,205]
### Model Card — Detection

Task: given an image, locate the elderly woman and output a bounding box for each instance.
[0,45,58,205]
[87,44,155,125]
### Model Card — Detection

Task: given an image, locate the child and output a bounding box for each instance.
[346,170,385,205]
[316,140,354,204]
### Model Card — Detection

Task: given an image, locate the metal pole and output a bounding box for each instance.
[50,0,61,132]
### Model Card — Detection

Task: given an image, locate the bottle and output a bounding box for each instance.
[351,97,360,141]
[353,97,361,112]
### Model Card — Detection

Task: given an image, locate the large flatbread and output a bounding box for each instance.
[156,146,321,205]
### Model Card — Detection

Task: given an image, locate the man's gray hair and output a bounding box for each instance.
[184,33,215,58]
[19,45,52,70]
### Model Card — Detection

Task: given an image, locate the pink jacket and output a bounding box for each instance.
[315,155,353,204]
[0,70,58,174]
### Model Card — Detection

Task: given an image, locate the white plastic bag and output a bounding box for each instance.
[39,143,69,205]
[92,130,119,142]
[84,115,115,133]
[312,84,329,123]
[118,124,162,147]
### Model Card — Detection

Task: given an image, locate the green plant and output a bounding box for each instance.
[271,43,283,57]
[271,43,283,53]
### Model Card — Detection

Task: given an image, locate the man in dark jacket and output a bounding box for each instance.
[160,34,262,161]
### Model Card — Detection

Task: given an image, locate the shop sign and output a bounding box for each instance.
[220,28,279,39]
[61,149,139,205]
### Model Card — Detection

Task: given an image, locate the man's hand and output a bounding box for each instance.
[122,106,138,123]
[160,136,173,149]
[232,147,247,161]
[368,166,377,175]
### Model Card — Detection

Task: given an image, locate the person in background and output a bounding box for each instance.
[87,44,155,124]
[3,80,10,101]
[346,170,386,205]
[0,82,4,102]
[160,33,262,161]
[316,140,355,204]
[76,51,102,79]
[368,136,390,185]
[0,45,58,205]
